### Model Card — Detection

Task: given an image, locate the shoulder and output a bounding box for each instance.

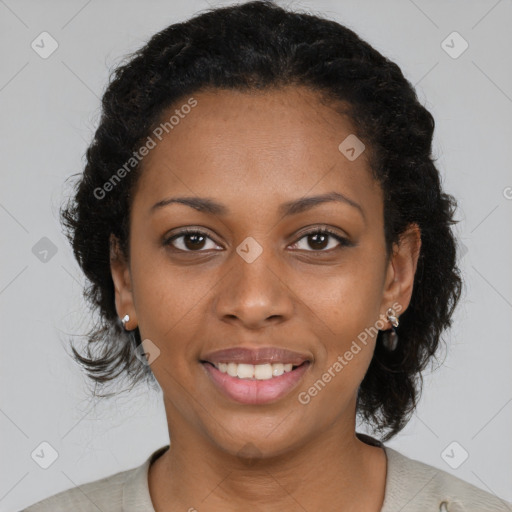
[20,467,131,512]
[20,445,170,512]
[382,445,512,512]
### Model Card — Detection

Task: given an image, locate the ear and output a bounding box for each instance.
[109,233,137,330]
[379,223,422,323]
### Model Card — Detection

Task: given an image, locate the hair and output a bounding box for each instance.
[61,0,463,441]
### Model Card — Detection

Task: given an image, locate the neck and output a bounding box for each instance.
[148,412,387,512]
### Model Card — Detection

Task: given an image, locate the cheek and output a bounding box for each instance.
[131,254,210,337]
[298,328,376,415]
[310,266,385,336]
[302,255,384,381]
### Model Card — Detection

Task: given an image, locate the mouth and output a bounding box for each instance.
[202,360,308,379]
[199,347,312,405]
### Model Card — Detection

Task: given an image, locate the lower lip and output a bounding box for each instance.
[201,362,310,405]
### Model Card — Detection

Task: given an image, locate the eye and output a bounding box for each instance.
[164,228,221,252]
[290,227,352,252]
[164,227,352,253]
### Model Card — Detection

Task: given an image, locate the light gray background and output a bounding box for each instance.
[1,0,511,510]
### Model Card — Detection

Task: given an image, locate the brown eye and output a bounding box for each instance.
[291,229,352,252]
[164,227,352,254]
[164,229,220,252]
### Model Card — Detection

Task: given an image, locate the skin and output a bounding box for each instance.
[110,86,421,512]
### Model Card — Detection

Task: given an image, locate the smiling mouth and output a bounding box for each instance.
[200,359,311,405]
[201,361,308,380]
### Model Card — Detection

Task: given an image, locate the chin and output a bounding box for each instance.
[203,413,315,461]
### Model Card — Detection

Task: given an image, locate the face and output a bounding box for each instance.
[110,86,420,458]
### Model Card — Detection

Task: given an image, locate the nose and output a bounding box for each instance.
[213,242,294,329]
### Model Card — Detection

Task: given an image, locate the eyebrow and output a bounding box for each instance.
[150,191,365,221]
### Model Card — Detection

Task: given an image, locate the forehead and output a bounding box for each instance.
[132,86,381,219]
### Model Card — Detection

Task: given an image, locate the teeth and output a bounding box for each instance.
[237,363,254,379]
[212,362,298,380]
[254,364,272,380]
[272,363,284,376]
[227,363,238,377]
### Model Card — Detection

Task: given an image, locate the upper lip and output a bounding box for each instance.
[201,347,311,366]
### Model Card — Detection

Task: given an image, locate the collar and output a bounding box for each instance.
[122,445,169,511]
[122,436,419,511]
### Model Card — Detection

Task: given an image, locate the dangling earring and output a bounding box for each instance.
[121,314,130,329]
[382,307,399,351]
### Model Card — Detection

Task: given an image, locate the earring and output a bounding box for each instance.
[121,314,130,329]
[382,307,399,351]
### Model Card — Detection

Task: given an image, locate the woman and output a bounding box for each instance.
[23,1,511,511]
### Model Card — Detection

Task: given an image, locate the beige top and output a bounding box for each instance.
[22,438,511,511]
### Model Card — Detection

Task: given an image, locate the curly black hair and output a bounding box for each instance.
[60,0,463,441]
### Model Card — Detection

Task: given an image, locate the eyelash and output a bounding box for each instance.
[164,227,352,253]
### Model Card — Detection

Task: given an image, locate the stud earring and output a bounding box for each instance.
[382,307,399,351]
[121,314,130,329]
